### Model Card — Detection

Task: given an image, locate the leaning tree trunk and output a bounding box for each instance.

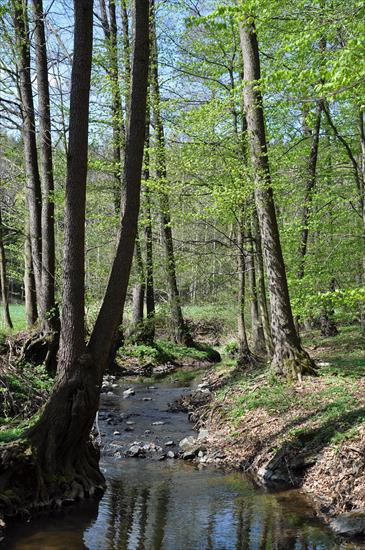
[0,209,13,330]
[1,2,149,522]
[12,0,43,307]
[26,0,97,485]
[150,0,192,346]
[239,17,316,379]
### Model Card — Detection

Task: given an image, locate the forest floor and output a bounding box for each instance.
[180,324,365,536]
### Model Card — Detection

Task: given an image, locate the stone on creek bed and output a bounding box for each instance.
[330,510,365,536]
[123,388,135,398]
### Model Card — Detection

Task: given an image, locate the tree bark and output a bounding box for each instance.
[24,221,38,327]
[12,0,43,308]
[88,0,149,366]
[32,0,58,334]
[143,100,155,341]
[359,110,365,334]
[298,101,323,279]
[246,228,265,355]
[26,0,99,487]
[0,209,13,330]
[99,0,125,213]
[239,17,316,379]
[252,208,273,356]
[150,0,192,346]
[2,0,150,519]
[130,235,145,334]
[237,222,255,367]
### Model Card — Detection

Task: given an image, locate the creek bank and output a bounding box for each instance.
[170,367,365,540]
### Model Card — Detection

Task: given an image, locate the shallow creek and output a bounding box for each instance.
[3,379,363,549]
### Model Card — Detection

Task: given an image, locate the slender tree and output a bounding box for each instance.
[0,208,13,330]
[32,0,59,337]
[239,15,316,378]
[99,0,124,212]
[12,0,42,306]
[150,0,192,346]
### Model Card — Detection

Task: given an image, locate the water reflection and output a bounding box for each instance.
[81,459,342,550]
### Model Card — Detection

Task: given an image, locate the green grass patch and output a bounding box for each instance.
[117,339,216,366]
[0,413,40,444]
[0,303,26,335]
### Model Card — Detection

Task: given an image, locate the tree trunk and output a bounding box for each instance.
[239,18,315,379]
[130,235,145,337]
[298,101,323,279]
[246,228,266,356]
[237,223,255,367]
[99,0,125,213]
[24,221,38,327]
[25,0,101,496]
[88,0,149,366]
[32,0,59,336]
[150,0,192,346]
[0,209,13,330]
[252,208,273,356]
[359,110,365,334]
[12,0,43,307]
[143,101,155,342]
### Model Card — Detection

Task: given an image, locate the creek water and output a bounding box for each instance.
[2,379,363,549]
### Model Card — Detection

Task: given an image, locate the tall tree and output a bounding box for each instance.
[150,0,192,346]
[99,0,125,212]
[12,0,42,307]
[239,15,316,378]
[32,0,58,335]
[0,0,150,511]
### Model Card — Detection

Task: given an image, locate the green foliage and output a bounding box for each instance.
[117,339,212,367]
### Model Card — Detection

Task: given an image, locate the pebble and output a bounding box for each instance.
[126,421,135,425]
[125,426,134,432]
[167,451,175,459]
[123,388,135,398]
[152,421,165,426]
[142,397,152,401]
[113,430,120,435]
[165,441,175,446]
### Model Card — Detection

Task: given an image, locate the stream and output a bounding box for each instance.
[2,378,361,549]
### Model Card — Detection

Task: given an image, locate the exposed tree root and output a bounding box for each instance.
[21,330,59,375]
[272,346,317,381]
[236,350,260,371]
[0,436,105,535]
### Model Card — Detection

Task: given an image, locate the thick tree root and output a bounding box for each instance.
[21,330,59,375]
[236,350,260,370]
[0,437,105,536]
[272,346,317,381]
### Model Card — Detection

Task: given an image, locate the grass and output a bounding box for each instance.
[214,324,365,452]
[117,339,215,366]
[0,414,39,444]
[0,303,26,335]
